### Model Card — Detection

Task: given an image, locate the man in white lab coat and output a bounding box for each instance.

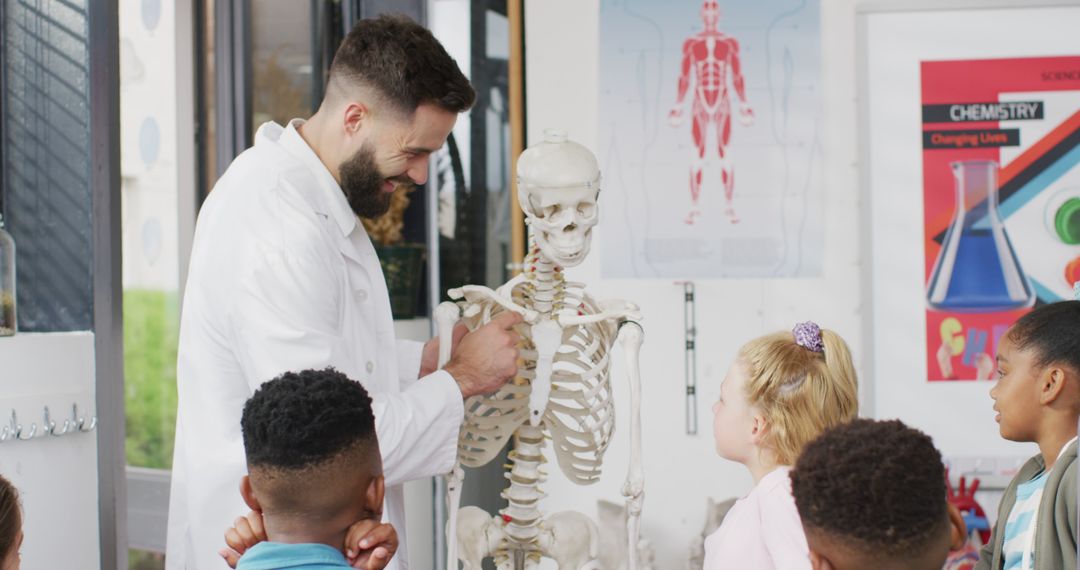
[166,15,521,570]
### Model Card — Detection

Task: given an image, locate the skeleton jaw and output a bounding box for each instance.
[531,223,594,268]
[536,239,587,267]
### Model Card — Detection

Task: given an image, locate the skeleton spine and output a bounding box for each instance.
[492,234,559,561]
[499,424,547,551]
[526,235,562,316]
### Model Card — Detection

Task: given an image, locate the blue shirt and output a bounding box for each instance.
[1002,470,1050,570]
[236,542,352,570]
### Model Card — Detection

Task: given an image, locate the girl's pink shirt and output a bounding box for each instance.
[702,466,812,570]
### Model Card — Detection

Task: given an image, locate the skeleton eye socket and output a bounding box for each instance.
[577,203,595,217]
[528,196,545,218]
[543,204,562,218]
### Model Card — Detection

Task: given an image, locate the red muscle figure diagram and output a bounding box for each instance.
[669,0,754,225]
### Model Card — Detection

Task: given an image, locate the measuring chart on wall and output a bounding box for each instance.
[598,0,823,278]
[921,57,1080,382]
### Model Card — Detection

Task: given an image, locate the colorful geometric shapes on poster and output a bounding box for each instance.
[1053,197,1080,244]
[1066,256,1080,287]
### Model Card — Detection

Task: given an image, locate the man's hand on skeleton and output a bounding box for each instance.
[420,322,469,378]
[446,311,524,399]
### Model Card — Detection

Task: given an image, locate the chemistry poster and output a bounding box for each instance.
[598,0,823,278]
[922,57,1080,381]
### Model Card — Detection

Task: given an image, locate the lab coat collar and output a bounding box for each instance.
[253,120,376,268]
[257,119,359,239]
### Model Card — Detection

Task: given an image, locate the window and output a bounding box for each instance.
[120,0,187,567]
[251,0,318,128]
[1,0,94,332]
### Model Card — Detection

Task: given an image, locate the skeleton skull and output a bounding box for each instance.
[516,130,601,267]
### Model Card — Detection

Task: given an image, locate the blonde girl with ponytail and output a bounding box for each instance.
[702,322,859,570]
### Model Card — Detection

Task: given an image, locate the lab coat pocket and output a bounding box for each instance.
[342,255,382,359]
[342,255,378,316]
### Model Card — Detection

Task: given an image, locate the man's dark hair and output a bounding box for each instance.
[1006,300,1080,373]
[790,419,947,556]
[330,14,475,114]
[242,368,377,472]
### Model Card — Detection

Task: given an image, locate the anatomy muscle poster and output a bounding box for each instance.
[598,0,823,278]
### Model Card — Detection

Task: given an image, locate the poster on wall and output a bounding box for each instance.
[598,0,823,278]
[922,56,1080,381]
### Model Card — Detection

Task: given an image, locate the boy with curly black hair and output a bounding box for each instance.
[790,419,966,570]
[227,368,398,570]
[978,301,1080,570]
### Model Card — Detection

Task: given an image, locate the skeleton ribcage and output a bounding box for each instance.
[455,284,618,485]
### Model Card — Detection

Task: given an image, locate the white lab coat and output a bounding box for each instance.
[165,120,463,570]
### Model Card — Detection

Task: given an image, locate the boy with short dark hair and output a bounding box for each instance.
[229,368,397,570]
[790,418,966,570]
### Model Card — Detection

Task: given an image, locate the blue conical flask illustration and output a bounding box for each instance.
[926,160,1035,312]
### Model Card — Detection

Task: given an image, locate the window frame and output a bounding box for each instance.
[121,0,200,560]
[89,0,126,568]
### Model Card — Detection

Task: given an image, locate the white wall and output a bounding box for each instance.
[0,333,100,568]
[524,0,1028,566]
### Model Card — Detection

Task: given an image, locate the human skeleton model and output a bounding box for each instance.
[434,131,645,569]
[668,0,754,225]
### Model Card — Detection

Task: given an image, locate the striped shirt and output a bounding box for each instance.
[1002,470,1049,570]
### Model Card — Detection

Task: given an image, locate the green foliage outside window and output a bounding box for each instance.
[123,289,179,470]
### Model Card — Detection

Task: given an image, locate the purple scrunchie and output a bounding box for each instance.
[792,321,825,353]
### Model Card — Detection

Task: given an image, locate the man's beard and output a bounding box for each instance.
[339,144,410,219]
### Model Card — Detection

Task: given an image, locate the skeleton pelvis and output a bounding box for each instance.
[538,511,603,570]
[456,507,602,570]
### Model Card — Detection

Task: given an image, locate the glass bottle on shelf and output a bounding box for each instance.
[0,214,15,336]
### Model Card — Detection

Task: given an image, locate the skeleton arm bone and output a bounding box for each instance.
[434,301,466,568]
[445,466,466,570]
[434,302,461,368]
[618,321,645,570]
